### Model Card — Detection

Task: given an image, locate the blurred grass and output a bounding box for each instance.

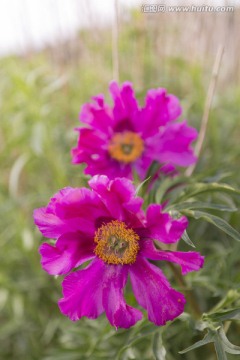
[0,5,240,360]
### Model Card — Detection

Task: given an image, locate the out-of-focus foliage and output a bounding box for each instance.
[0,6,240,360]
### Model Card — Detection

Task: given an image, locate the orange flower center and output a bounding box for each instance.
[94,220,140,265]
[108,131,144,163]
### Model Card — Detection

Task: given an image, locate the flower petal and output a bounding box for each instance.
[58,259,105,321]
[143,204,188,243]
[86,156,132,179]
[151,120,198,167]
[33,187,109,239]
[39,232,95,275]
[136,89,182,137]
[72,128,134,179]
[89,175,144,227]
[72,128,108,164]
[133,153,153,180]
[109,81,139,128]
[129,257,186,326]
[80,94,114,134]
[141,240,204,275]
[102,265,142,329]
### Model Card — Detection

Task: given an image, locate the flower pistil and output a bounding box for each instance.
[94,220,140,265]
[108,131,144,163]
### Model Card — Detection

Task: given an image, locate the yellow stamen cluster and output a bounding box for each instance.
[94,220,140,265]
[108,131,144,163]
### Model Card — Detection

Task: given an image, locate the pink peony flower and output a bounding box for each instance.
[72,82,198,179]
[34,176,204,329]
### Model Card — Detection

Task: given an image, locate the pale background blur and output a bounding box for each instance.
[0,0,239,84]
[1,1,240,359]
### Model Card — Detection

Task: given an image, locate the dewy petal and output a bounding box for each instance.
[144,204,188,243]
[135,89,182,137]
[102,265,142,329]
[141,240,204,275]
[152,120,198,167]
[129,257,186,326]
[39,232,95,275]
[109,81,139,128]
[58,259,105,321]
[89,175,144,227]
[33,187,109,239]
[80,94,114,134]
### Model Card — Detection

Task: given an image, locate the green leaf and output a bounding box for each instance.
[152,331,166,360]
[116,326,158,360]
[181,230,196,248]
[168,201,237,212]
[176,182,240,203]
[135,176,151,196]
[144,161,160,183]
[179,331,215,354]
[203,172,233,183]
[181,210,240,242]
[208,290,240,314]
[155,178,174,203]
[179,327,240,359]
[214,334,228,360]
[207,308,240,322]
[218,327,240,354]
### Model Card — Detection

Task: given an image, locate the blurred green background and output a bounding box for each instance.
[1,4,240,359]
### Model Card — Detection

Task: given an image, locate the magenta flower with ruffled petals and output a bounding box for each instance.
[34,175,204,329]
[72,82,198,179]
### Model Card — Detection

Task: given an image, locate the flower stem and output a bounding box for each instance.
[185,45,224,177]
[112,0,119,82]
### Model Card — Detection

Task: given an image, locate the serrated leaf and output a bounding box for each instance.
[176,183,240,203]
[179,331,215,354]
[181,210,240,242]
[181,230,196,248]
